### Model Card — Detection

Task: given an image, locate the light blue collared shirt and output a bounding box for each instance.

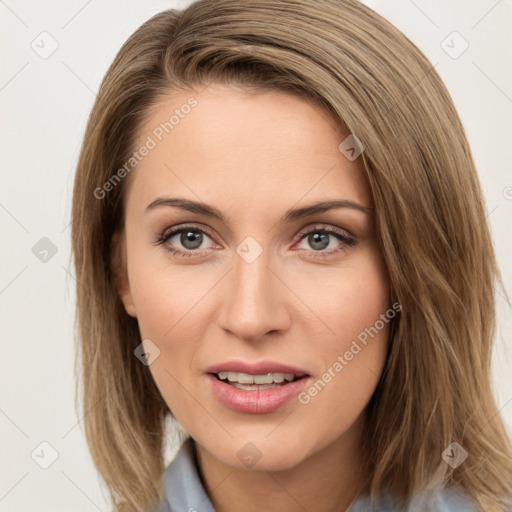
[154,437,481,512]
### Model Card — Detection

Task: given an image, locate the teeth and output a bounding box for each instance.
[217,371,297,384]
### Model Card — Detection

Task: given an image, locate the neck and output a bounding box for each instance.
[194,413,369,512]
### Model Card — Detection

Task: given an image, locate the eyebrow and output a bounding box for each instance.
[145,197,373,222]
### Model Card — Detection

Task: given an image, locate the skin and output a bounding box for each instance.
[113,83,391,512]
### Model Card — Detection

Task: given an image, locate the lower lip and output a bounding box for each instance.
[206,374,310,414]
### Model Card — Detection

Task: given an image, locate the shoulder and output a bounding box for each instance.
[348,486,480,511]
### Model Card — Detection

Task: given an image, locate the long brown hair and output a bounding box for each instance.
[70,1,512,511]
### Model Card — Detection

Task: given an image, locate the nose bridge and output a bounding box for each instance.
[217,242,288,340]
[234,246,273,302]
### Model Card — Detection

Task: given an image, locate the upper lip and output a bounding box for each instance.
[205,360,310,377]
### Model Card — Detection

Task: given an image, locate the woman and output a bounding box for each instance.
[70,0,512,511]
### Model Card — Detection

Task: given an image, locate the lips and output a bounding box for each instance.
[205,360,311,414]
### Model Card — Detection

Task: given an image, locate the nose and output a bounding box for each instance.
[216,248,291,343]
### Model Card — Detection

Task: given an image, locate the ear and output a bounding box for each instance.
[110,230,137,318]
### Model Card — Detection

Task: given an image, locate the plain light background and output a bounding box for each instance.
[1,1,511,510]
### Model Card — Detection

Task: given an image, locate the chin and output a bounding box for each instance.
[199,432,315,472]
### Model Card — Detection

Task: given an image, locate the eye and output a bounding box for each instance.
[294,224,356,259]
[153,224,216,258]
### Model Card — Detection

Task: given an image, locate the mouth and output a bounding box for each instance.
[204,361,311,414]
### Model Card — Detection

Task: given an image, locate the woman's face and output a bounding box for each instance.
[114,83,391,471]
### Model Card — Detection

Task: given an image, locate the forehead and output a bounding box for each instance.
[125,84,371,216]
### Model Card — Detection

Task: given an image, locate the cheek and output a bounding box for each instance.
[294,250,390,414]
[127,259,206,411]
[126,236,209,340]
[125,244,218,398]
[300,249,390,349]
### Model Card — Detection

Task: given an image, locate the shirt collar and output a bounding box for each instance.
[159,436,216,512]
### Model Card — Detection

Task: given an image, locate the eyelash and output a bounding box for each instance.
[153,223,356,260]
